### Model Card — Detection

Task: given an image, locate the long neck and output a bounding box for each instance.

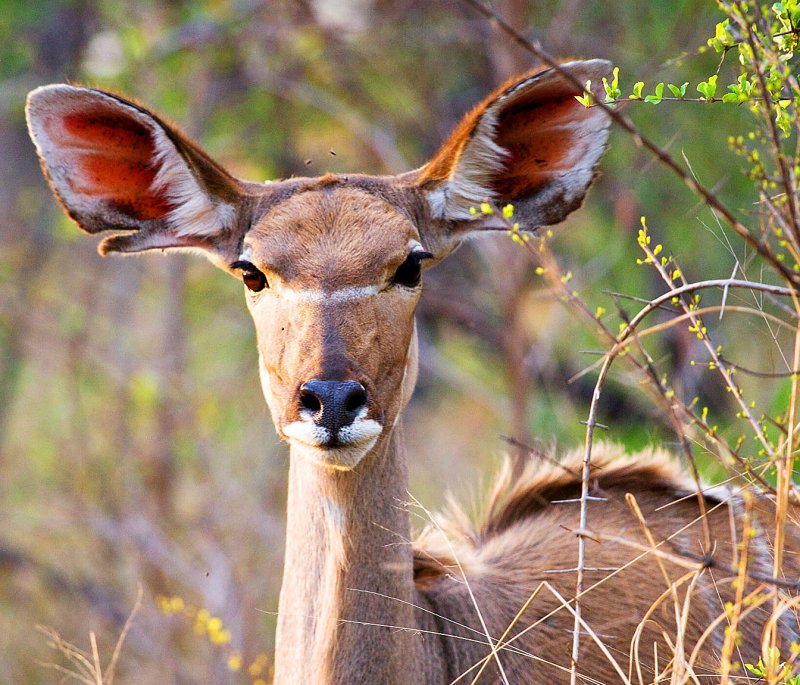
[274,425,427,685]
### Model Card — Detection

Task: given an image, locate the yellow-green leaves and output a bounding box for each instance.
[602,67,621,102]
[722,74,754,103]
[644,82,664,104]
[707,19,736,53]
[667,82,688,98]
[697,75,718,100]
[575,80,594,108]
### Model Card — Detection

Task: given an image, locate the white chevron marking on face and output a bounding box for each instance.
[280,285,381,303]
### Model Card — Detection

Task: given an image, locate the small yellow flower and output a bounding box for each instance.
[480,202,493,215]
[502,203,514,218]
[228,653,243,672]
[210,629,231,645]
[156,595,170,613]
[194,609,209,635]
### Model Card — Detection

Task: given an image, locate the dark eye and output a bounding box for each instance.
[392,251,433,288]
[230,260,268,292]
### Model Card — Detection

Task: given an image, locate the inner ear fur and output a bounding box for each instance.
[418,60,612,234]
[26,84,249,264]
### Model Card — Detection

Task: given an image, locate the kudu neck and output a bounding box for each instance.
[274,424,426,685]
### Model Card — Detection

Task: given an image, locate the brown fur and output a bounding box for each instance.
[413,445,800,682]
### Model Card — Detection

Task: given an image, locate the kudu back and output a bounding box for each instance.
[26,60,799,683]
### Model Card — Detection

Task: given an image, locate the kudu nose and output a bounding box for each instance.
[298,380,368,436]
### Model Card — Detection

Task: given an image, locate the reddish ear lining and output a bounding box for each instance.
[43,107,173,222]
[492,96,593,200]
[60,110,153,148]
[71,155,170,221]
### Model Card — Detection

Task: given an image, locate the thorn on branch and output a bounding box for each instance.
[580,420,609,430]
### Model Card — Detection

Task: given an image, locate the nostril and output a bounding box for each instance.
[299,380,368,432]
[344,386,368,415]
[299,389,322,413]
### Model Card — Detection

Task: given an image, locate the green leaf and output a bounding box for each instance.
[707,19,735,52]
[697,75,718,100]
[575,79,594,108]
[775,101,793,136]
[629,81,644,99]
[644,82,664,104]
[746,657,768,676]
[722,74,753,103]
[602,66,621,102]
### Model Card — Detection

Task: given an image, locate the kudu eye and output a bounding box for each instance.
[231,260,268,292]
[392,251,433,288]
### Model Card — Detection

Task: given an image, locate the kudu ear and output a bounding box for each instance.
[25,85,248,267]
[416,60,611,254]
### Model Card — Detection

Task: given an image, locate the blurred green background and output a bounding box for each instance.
[0,0,779,682]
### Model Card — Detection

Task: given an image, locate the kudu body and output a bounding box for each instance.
[27,61,799,683]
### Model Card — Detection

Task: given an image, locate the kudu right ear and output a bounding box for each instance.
[415,60,612,256]
[25,85,249,268]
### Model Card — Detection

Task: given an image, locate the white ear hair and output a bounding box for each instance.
[149,126,236,238]
[419,60,612,242]
[428,110,508,222]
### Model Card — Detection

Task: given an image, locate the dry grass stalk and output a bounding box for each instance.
[38,586,142,685]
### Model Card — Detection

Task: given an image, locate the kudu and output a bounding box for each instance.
[27,60,800,684]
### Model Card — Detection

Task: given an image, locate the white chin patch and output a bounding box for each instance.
[283,411,383,470]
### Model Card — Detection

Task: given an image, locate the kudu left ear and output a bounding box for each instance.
[416,60,612,253]
[25,85,251,268]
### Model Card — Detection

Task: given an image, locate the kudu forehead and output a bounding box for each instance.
[246,182,423,289]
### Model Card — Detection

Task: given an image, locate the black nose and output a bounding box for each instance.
[298,380,368,436]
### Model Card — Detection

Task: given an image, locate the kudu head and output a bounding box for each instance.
[26,61,610,471]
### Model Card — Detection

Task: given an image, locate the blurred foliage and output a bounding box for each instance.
[0,0,785,682]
